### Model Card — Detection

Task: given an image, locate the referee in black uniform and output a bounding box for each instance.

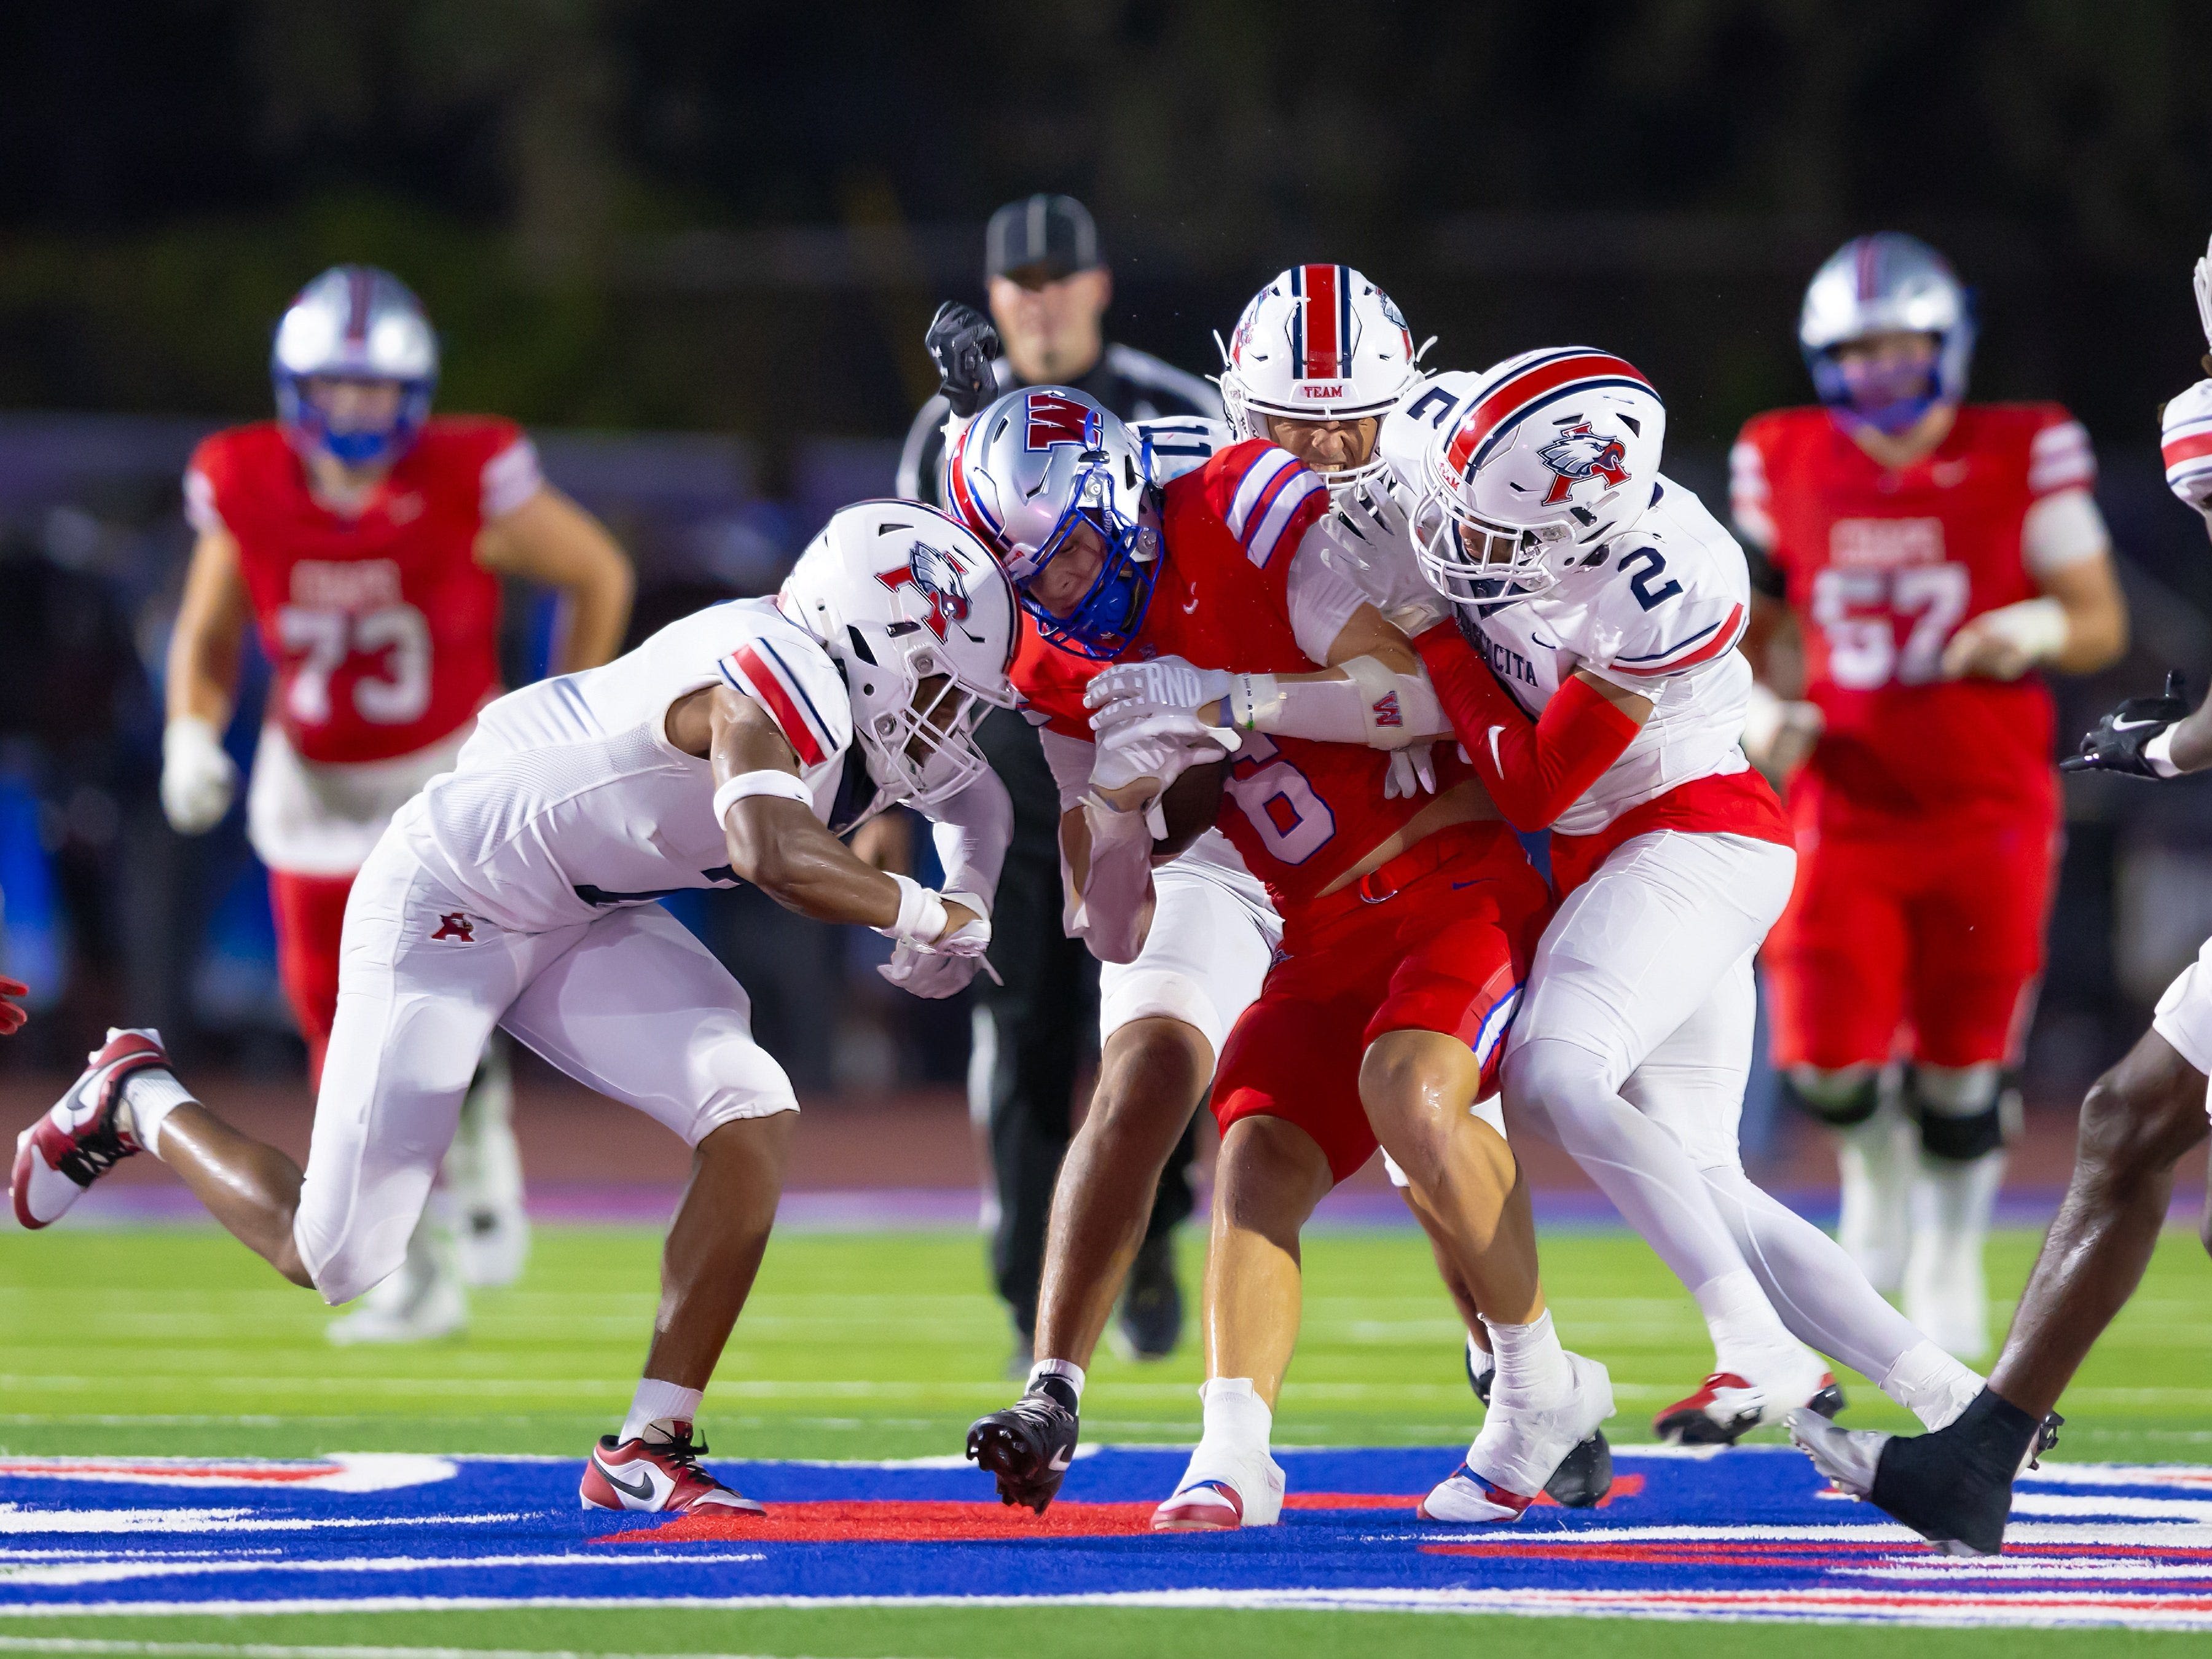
[898,194,1219,1370]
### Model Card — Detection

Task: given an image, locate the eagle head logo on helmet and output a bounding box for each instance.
[1536,422,1631,505]
[876,540,973,642]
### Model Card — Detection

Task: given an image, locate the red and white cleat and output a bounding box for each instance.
[11,1028,168,1230]
[1654,1364,1843,1446]
[1151,1442,1285,1532]
[1421,1350,1614,1523]
[579,1423,764,1515]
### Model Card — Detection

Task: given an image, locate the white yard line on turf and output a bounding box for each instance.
[0,1642,869,1659]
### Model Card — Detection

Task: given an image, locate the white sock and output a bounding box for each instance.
[119,1071,197,1160]
[1835,1108,1913,1295]
[621,1378,704,1445]
[1881,1338,1985,1430]
[1481,1309,1571,1410]
[1198,1377,1273,1455]
[1694,1268,1801,1374]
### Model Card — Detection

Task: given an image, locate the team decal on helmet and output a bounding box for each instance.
[1537,422,1633,505]
[876,541,975,643]
[1023,390,1103,451]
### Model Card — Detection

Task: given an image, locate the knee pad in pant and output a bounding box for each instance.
[1784,1066,1881,1129]
[1907,1064,2018,1163]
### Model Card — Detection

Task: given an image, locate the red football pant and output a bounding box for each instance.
[1765,810,2059,1072]
[269,869,356,1087]
[1212,821,1553,1183]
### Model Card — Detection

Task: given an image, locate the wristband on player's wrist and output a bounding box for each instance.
[2145,726,2183,779]
[873,872,948,947]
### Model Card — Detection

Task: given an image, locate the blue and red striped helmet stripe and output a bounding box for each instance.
[1854,237,1880,302]
[344,269,372,347]
[1290,264,1352,380]
[946,420,1006,549]
[1442,350,1655,481]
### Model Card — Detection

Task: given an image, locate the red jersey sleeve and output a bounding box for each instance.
[1195,439,1332,602]
[182,431,238,536]
[2025,404,2095,500]
[1728,415,1785,567]
[1010,614,1099,742]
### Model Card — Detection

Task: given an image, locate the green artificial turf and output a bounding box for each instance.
[2,1219,2208,1657]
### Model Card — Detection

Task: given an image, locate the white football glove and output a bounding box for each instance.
[1089,710,1234,807]
[1085,656,1234,737]
[160,715,237,835]
[878,890,993,997]
[1384,743,1437,800]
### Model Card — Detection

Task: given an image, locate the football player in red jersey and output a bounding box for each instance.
[1733,235,2128,1358]
[160,265,633,1339]
[951,380,1611,1531]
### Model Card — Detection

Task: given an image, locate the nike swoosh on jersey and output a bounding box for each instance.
[1487,726,1505,771]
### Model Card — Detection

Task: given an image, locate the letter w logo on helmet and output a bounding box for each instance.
[1024,390,1102,451]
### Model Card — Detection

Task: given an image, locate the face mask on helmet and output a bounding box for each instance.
[1411,492,1580,613]
[849,649,1005,820]
[1810,332,1948,437]
[1019,458,1159,660]
[270,265,439,469]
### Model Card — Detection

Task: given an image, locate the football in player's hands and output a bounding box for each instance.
[1152,758,1226,860]
[2061,672,2190,777]
[925,302,1002,418]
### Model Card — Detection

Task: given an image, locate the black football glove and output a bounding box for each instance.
[925,301,1003,418]
[2060,671,2190,777]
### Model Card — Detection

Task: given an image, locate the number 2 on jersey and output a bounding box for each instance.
[1810,563,1971,689]
[1223,733,1336,865]
[275,603,434,726]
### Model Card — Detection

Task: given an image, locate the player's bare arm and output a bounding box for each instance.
[475,485,637,673]
[1940,539,2128,680]
[665,682,978,939]
[159,524,251,833]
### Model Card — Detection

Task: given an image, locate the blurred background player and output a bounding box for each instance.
[1733,233,2129,1358]
[1792,265,2212,1550]
[898,195,1218,1367]
[160,265,635,1341]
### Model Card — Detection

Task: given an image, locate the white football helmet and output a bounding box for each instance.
[1218,264,1426,488]
[271,265,439,467]
[1412,347,1665,612]
[1799,233,1974,435]
[946,385,1162,658]
[779,501,1018,818]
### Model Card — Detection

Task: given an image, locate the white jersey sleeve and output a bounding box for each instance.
[1134,417,1234,487]
[480,436,545,520]
[1578,482,1752,692]
[2162,378,2212,516]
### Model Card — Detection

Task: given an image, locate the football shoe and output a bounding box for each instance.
[327,1218,468,1346]
[579,1423,764,1515]
[1653,1359,1844,1446]
[1421,1350,1613,1523]
[1111,1234,1183,1361]
[1151,1438,1286,1531]
[1469,1339,1613,1508]
[967,1386,1081,1513]
[12,1028,168,1229]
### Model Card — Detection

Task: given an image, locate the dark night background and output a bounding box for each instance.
[4,0,2212,1107]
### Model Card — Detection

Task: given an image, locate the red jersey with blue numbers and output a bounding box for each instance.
[1013,438,1476,915]
[185,417,542,766]
[1731,403,2092,830]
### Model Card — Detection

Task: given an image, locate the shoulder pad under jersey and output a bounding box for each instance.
[1580,477,1752,683]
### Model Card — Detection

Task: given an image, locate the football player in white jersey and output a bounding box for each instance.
[1389,349,1989,1443]
[11,503,1019,1515]
[1094,346,1995,1446]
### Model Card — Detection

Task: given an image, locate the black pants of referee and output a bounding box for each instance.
[974,708,1199,1340]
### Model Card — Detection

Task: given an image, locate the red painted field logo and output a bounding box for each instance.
[430,912,475,942]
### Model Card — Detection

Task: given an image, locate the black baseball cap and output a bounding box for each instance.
[986,194,1103,285]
